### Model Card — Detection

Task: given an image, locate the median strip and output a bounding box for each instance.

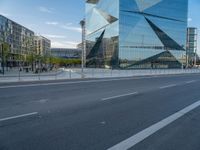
[102,92,138,101]
[0,112,38,122]
[107,100,200,150]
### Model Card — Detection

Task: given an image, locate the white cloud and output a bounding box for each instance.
[43,22,81,48]
[61,25,82,33]
[45,21,81,33]
[45,22,59,25]
[42,34,67,39]
[38,6,54,13]
[0,12,11,17]
[65,41,79,45]
[64,23,73,26]
[51,41,80,48]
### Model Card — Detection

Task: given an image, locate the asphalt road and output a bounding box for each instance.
[0,74,200,150]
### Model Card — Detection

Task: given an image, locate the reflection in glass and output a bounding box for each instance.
[86,0,188,69]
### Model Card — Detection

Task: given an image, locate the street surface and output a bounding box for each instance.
[0,74,200,150]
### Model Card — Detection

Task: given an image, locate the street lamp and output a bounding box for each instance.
[80,19,86,78]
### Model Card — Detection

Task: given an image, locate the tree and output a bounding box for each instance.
[1,43,11,74]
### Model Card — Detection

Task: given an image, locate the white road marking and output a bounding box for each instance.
[107,100,200,150]
[0,112,38,122]
[38,99,48,103]
[159,84,177,89]
[185,80,196,84]
[0,77,155,89]
[0,74,199,89]
[102,92,138,101]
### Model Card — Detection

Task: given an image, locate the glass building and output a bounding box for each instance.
[85,0,188,69]
[50,48,81,59]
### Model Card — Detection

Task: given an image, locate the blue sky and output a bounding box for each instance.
[0,0,199,51]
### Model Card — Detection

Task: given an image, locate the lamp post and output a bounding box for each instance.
[80,19,86,78]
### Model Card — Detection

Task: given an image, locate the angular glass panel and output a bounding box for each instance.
[85,0,188,69]
[135,0,162,12]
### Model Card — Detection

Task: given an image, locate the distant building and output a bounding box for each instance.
[34,36,51,56]
[187,27,198,66]
[77,43,83,50]
[50,48,81,59]
[0,14,51,69]
[0,14,34,66]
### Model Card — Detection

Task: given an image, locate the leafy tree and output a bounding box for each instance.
[2,43,10,62]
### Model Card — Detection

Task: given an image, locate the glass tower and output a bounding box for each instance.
[86,0,188,69]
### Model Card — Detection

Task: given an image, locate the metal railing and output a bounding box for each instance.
[0,68,200,83]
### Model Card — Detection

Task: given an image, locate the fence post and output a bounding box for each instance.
[18,68,21,81]
[38,69,41,81]
[69,69,72,79]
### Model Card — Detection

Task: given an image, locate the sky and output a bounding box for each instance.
[0,0,199,52]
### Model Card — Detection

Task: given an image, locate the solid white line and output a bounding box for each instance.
[0,112,38,122]
[102,92,138,101]
[0,78,136,89]
[0,73,198,89]
[107,100,200,150]
[185,80,196,84]
[159,84,177,89]
[0,76,157,89]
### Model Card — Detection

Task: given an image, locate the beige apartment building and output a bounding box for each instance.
[34,36,51,56]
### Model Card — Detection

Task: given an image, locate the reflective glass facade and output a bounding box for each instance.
[86,0,188,68]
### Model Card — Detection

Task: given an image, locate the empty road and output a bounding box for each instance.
[0,74,200,150]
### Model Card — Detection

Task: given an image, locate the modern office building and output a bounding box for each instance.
[50,48,81,59]
[34,36,51,56]
[85,0,188,69]
[0,14,34,66]
[187,27,198,66]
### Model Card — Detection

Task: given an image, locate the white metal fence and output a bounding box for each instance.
[0,68,200,82]
[74,68,200,78]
